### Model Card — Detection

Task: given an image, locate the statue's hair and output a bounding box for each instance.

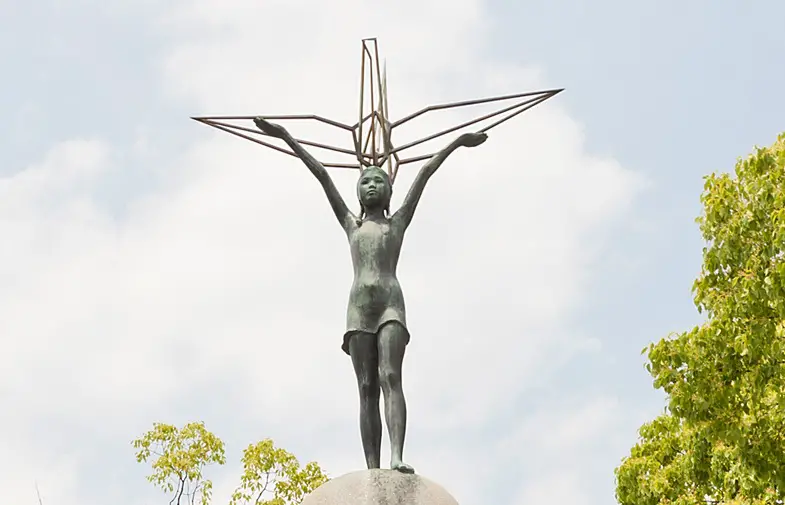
[356,166,392,225]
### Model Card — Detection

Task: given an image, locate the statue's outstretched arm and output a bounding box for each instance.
[254,118,355,231]
[393,132,487,228]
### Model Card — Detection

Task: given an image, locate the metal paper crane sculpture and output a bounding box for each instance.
[192,38,563,184]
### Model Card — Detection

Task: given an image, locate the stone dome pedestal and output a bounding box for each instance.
[301,469,460,505]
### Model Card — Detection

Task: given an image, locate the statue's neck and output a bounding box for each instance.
[363,208,387,221]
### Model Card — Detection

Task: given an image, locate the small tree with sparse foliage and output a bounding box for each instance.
[133,422,226,505]
[133,422,328,505]
[230,439,328,505]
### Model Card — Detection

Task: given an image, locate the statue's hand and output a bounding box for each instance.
[457,132,488,148]
[254,117,288,138]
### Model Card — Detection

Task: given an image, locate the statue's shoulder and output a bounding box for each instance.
[388,212,409,234]
[342,213,361,237]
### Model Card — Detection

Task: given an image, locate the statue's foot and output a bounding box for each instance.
[391,460,415,474]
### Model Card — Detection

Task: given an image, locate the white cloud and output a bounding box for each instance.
[513,396,621,452]
[516,473,591,505]
[0,1,644,504]
[0,430,81,505]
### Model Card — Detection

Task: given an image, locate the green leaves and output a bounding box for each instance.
[229,439,328,505]
[132,422,226,505]
[616,133,785,505]
[133,424,327,505]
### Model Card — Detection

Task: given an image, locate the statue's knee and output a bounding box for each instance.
[379,369,401,390]
[358,379,378,398]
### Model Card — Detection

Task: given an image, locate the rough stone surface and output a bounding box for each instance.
[301,470,460,505]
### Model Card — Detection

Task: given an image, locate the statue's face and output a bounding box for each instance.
[357,167,391,209]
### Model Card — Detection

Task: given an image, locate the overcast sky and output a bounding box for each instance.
[2,1,784,504]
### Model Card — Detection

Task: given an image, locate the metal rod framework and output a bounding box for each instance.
[192,38,563,181]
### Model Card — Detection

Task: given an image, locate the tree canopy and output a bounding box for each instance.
[133,422,327,505]
[615,133,785,505]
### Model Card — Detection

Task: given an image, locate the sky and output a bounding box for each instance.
[1,1,784,504]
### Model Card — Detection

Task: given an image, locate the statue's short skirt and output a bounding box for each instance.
[343,278,409,355]
[342,307,410,355]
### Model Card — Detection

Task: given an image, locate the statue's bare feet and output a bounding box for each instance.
[391,460,415,474]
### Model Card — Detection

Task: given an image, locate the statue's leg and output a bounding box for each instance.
[348,332,382,469]
[378,322,414,474]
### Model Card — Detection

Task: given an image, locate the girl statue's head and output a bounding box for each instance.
[357,165,392,219]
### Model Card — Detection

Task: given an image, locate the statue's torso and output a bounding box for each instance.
[349,218,402,277]
[345,217,406,335]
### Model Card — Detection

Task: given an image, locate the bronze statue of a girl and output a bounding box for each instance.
[254,117,487,474]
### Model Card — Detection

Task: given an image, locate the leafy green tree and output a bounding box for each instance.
[133,423,328,505]
[616,133,785,505]
[133,422,226,505]
[229,439,328,505]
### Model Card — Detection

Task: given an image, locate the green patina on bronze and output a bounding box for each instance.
[254,117,486,474]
